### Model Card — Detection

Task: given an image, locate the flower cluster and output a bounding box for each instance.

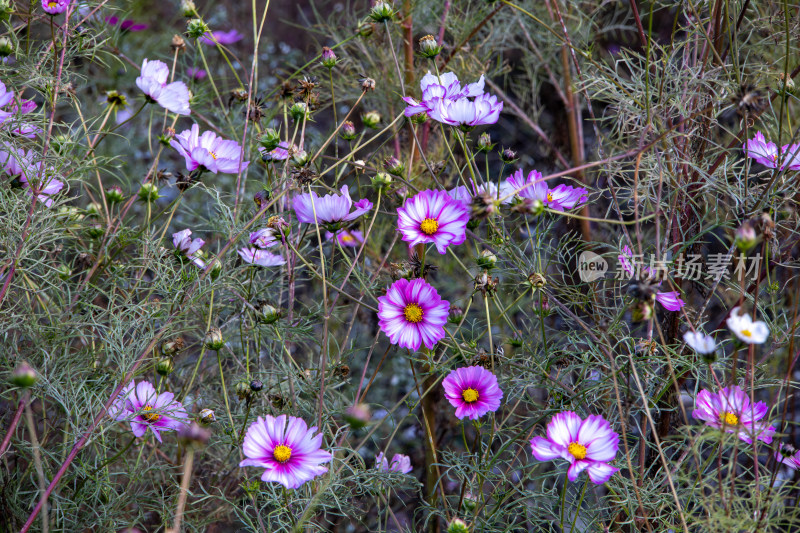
[403,71,503,128]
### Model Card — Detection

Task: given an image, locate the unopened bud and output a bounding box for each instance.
[250,380,264,392]
[418,35,442,59]
[527,272,546,289]
[56,264,71,281]
[259,128,281,151]
[257,302,281,324]
[476,132,493,152]
[447,518,470,533]
[340,121,357,141]
[320,47,338,68]
[235,381,252,401]
[204,328,225,350]
[368,1,395,22]
[86,222,104,239]
[500,147,518,164]
[86,202,103,218]
[476,250,497,269]
[409,111,428,124]
[0,37,14,57]
[11,362,37,388]
[105,185,124,204]
[735,222,758,252]
[156,356,175,376]
[138,182,159,203]
[161,337,185,356]
[362,110,381,129]
[372,171,392,192]
[186,18,209,40]
[289,102,309,121]
[344,403,371,429]
[292,149,310,167]
[776,73,798,96]
[448,305,464,325]
[384,156,405,176]
[180,0,197,17]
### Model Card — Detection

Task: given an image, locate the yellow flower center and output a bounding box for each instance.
[419,218,439,235]
[462,387,479,403]
[341,234,354,243]
[48,1,57,6]
[568,442,587,460]
[721,412,739,426]
[141,405,161,423]
[273,444,292,463]
[403,303,424,323]
[209,151,218,160]
[740,329,752,338]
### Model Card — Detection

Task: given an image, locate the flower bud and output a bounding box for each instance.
[368,1,395,22]
[776,73,798,97]
[204,328,225,350]
[534,296,550,317]
[256,302,282,324]
[250,380,264,392]
[0,36,14,57]
[371,171,392,192]
[138,182,159,203]
[384,156,405,176]
[199,408,216,425]
[105,185,124,204]
[290,102,309,121]
[409,111,428,124]
[179,421,211,447]
[86,202,103,218]
[476,250,497,270]
[11,362,36,388]
[156,356,175,376]
[56,264,71,281]
[340,121,357,141]
[362,110,381,129]
[180,0,197,17]
[344,403,371,429]
[418,35,442,59]
[0,0,12,23]
[320,47,338,68]
[259,128,281,151]
[476,132,494,152]
[161,337,185,356]
[735,222,758,252]
[447,518,470,533]
[186,18,210,40]
[292,149,310,167]
[500,147,518,164]
[357,22,374,39]
[86,223,104,239]
[235,381,252,401]
[462,493,478,511]
[208,258,222,280]
[448,305,464,325]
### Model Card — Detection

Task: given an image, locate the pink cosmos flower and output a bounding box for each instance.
[108,380,188,443]
[506,169,588,212]
[402,71,486,119]
[238,247,285,267]
[249,228,279,248]
[775,443,800,469]
[239,414,332,489]
[530,411,620,484]
[431,93,503,128]
[292,185,373,226]
[781,143,800,171]
[136,59,191,115]
[170,124,249,174]
[105,16,148,32]
[743,131,780,168]
[655,291,685,311]
[442,366,503,420]
[325,229,364,247]
[376,452,412,474]
[41,0,70,15]
[692,385,775,444]
[397,189,469,254]
[172,229,206,268]
[199,30,243,46]
[377,278,449,351]
[0,148,64,206]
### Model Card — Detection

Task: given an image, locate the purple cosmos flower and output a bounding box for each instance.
[0,147,64,206]
[442,366,503,420]
[21,171,64,207]
[172,229,206,268]
[775,443,800,469]
[432,93,503,128]
[170,124,250,174]
[136,59,191,116]
[250,228,279,248]
[325,229,364,247]
[199,30,243,46]
[402,71,486,119]
[506,169,588,212]
[238,247,285,267]
[41,0,70,14]
[530,411,620,484]
[0,146,31,176]
[397,189,469,254]
[186,67,207,80]
[743,131,780,168]
[239,414,332,489]
[105,16,148,32]
[260,141,291,162]
[292,185,373,226]
[0,81,17,126]
[655,290,685,312]
[377,278,449,351]
[376,452,412,474]
[780,143,800,171]
[108,380,188,443]
[692,385,775,444]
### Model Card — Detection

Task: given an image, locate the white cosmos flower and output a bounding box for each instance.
[683,330,716,354]
[726,306,769,344]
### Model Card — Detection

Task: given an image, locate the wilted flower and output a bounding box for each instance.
[293,185,373,226]
[692,385,775,444]
[530,411,619,484]
[108,380,188,442]
[360,77,376,92]
[683,330,716,354]
[238,247,286,267]
[377,278,449,351]
[199,29,243,46]
[325,229,364,247]
[136,59,191,115]
[41,0,70,15]
[198,408,216,425]
[239,414,332,489]
[442,366,503,420]
[397,189,469,254]
[172,229,206,268]
[376,452,412,474]
[170,124,249,174]
[726,306,769,344]
[250,228,280,248]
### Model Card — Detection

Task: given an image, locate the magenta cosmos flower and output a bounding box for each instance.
[108,380,188,442]
[172,229,205,268]
[186,67,207,80]
[692,385,775,444]
[376,452,412,474]
[240,414,332,489]
[442,366,503,420]
[743,131,780,168]
[507,169,588,212]
[781,143,800,171]
[238,247,285,267]
[170,123,249,174]
[41,0,70,14]
[530,411,620,484]
[325,229,364,247]
[377,278,449,351]
[136,59,191,116]
[105,16,148,32]
[199,29,244,46]
[397,189,469,254]
[775,443,800,469]
[292,185,373,226]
